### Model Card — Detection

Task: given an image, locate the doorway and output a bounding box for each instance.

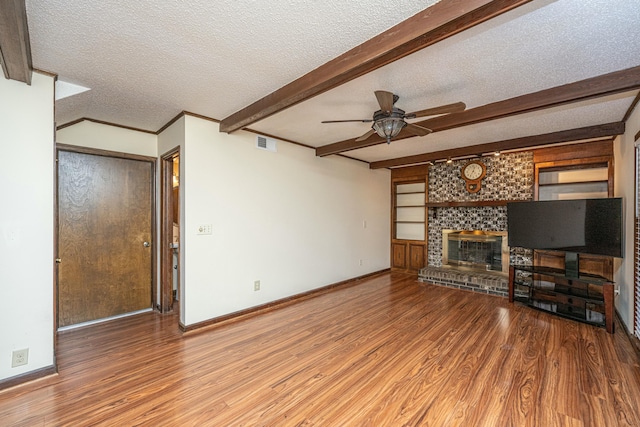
[56,145,156,328]
[160,148,180,313]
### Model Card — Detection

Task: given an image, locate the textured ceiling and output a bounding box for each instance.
[27,0,434,128]
[24,0,640,164]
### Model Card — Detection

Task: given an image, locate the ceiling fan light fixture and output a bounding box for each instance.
[372,108,407,144]
[372,117,406,143]
[321,91,464,145]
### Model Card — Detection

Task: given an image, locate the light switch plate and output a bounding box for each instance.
[197,224,212,235]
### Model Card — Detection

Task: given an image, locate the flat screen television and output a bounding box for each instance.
[507,198,623,258]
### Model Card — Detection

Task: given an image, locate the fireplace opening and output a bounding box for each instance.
[442,230,509,274]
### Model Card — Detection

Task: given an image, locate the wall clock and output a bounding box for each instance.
[461,160,487,193]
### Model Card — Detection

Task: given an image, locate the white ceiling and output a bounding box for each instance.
[25,0,640,164]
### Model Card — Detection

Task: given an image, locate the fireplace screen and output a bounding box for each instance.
[443,230,508,273]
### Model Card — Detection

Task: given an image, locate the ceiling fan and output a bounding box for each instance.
[322,90,466,144]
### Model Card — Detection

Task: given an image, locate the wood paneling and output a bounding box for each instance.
[220,0,533,133]
[534,250,613,282]
[390,164,429,179]
[371,122,623,169]
[57,150,153,326]
[1,273,639,425]
[533,139,613,163]
[0,0,32,84]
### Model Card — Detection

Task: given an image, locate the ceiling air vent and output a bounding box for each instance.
[256,135,277,152]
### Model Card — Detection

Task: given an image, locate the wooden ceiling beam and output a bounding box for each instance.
[0,0,32,84]
[317,65,640,157]
[369,122,625,169]
[219,0,534,134]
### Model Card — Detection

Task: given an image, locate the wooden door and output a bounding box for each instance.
[57,150,153,327]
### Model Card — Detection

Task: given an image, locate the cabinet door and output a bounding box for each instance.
[409,244,426,271]
[391,242,426,272]
[392,244,407,269]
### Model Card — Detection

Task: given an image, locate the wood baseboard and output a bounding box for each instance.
[180,269,392,333]
[616,310,640,361]
[0,365,58,393]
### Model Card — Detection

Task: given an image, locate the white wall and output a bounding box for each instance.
[50,113,391,332]
[181,115,390,326]
[614,104,640,332]
[0,73,55,381]
[56,120,157,157]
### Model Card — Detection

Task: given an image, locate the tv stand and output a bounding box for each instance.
[564,251,579,278]
[508,265,615,333]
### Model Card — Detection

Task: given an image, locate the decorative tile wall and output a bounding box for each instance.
[427,152,534,267]
[428,152,534,203]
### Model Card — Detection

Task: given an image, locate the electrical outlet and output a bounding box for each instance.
[254,280,261,291]
[197,224,212,235]
[12,349,28,368]
[359,259,363,266]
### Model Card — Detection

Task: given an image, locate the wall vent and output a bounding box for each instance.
[256,135,277,152]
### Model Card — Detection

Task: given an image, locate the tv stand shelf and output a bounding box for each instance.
[508,265,615,333]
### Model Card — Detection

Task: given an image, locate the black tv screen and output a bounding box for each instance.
[507,198,623,258]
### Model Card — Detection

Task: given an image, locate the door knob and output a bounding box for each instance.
[143,241,150,247]
[55,258,62,264]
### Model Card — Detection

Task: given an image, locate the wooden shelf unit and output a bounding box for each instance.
[533,140,614,201]
[391,165,428,272]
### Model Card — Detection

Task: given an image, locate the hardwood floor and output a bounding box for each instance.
[1,272,639,426]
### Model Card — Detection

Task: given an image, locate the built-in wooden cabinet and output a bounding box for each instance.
[531,140,615,291]
[533,140,614,200]
[391,165,428,272]
[395,182,426,240]
[537,165,609,200]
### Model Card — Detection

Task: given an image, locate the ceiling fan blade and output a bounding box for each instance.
[405,123,433,137]
[406,102,466,118]
[321,119,373,123]
[355,129,377,142]
[374,90,395,112]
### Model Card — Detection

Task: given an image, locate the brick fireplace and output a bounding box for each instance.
[418,152,533,297]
